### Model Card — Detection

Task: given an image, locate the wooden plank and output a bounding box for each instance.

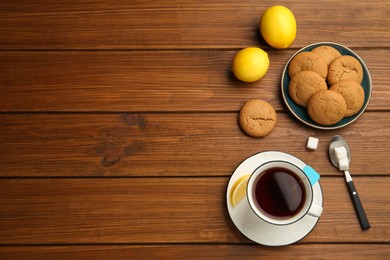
[0,49,388,112]
[0,0,389,49]
[0,177,388,244]
[0,244,389,259]
[0,112,389,177]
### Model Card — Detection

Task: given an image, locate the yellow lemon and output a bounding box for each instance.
[231,47,269,82]
[230,175,250,207]
[260,5,297,49]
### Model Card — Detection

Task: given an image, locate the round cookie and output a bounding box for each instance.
[239,99,276,137]
[288,71,328,107]
[288,51,328,79]
[307,90,347,125]
[327,55,363,85]
[329,80,365,117]
[311,45,342,67]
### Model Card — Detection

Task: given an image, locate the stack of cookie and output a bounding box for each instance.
[288,45,365,125]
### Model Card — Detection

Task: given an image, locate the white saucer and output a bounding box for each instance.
[226,151,323,246]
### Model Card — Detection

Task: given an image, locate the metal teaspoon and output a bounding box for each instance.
[329,135,371,230]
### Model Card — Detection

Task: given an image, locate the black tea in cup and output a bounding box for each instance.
[255,167,306,218]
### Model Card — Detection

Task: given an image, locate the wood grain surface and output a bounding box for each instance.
[0,0,389,49]
[0,177,388,244]
[0,49,388,112]
[0,112,388,177]
[0,244,389,260]
[0,0,389,258]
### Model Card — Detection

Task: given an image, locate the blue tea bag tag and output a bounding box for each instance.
[303,165,320,185]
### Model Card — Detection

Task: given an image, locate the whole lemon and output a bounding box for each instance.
[260,5,297,49]
[231,47,269,82]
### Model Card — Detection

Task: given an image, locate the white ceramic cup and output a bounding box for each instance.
[247,161,323,225]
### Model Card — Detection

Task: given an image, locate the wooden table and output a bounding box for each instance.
[0,1,389,258]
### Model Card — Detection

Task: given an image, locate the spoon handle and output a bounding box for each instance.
[346,180,371,230]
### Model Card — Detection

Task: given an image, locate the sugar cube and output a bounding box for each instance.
[335,146,347,160]
[338,157,349,171]
[306,137,319,150]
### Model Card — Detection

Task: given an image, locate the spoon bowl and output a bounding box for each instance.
[329,135,351,170]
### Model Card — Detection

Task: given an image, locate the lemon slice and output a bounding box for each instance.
[230,175,250,207]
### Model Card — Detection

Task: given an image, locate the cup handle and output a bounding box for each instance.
[303,165,320,185]
[308,203,323,218]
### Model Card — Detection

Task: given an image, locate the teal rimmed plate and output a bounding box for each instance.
[281,42,372,130]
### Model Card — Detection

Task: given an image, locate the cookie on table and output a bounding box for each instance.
[288,71,328,107]
[288,51,328,79]
[311,45,342,67]
[327,55,363,85]
[329,80,365,117]
[307,90,347,125]
[239,99,276,137]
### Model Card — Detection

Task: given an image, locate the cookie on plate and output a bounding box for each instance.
[327,55,363,85]
[288,51,328,79]
[288,71,328,107]
[311,45,342,67]
[239,99,276,137]
[307,90,347,125]
[329,80,365,117]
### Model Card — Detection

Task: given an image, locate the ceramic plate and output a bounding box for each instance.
[281,42,372,130]
[226,151,323,246]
